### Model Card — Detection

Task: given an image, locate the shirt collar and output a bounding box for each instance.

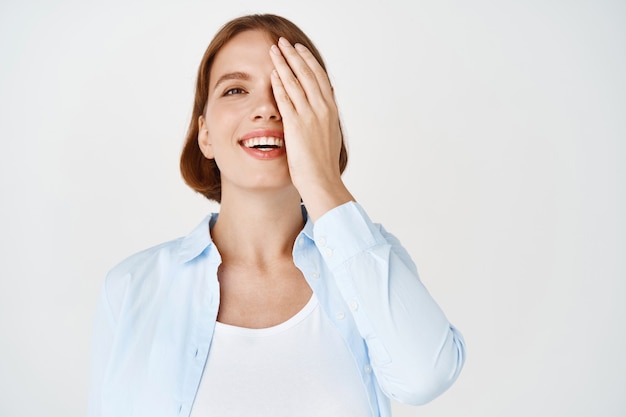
[177,206,313,264]
[177,213,218,264]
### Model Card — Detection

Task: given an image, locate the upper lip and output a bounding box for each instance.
[240,129,284,141]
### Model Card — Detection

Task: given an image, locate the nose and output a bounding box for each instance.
[251,88,281,121]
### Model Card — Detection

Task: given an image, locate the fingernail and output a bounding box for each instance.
[294,43,306,52]
[272,69,279,78]
[270,44,280,55]
[278,37,290,47]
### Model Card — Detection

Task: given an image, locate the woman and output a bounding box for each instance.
[88,14,466,417]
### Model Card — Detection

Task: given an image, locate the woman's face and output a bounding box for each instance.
[198,30,293,198]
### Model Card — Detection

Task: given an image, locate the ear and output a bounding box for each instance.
[197,115,214,159]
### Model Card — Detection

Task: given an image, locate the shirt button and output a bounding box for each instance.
[318,236,327,247]
[298,237,305,247]
[336,311,345,320]
[311,271,320,279]
[349,301,359,311]
[324,248,333,257]
[364,364,372,373]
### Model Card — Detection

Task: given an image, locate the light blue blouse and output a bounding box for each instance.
[88,202,466,417]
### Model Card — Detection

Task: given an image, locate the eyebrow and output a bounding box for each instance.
[212,71,250,91]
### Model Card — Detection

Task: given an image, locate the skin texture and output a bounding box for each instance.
[196,30,354,328]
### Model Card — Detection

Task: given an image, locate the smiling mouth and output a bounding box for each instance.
[240,136,285,151]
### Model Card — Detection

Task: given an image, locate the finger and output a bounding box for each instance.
[269,43,308,113]
[269,68,297,119]
[275,38,324,109]
[293,42,334,100]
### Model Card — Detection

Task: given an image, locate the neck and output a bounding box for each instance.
[211,187,305,266]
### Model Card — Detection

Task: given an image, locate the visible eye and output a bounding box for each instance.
[224,88,246,96]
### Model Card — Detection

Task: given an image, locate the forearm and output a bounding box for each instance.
[313,202,466,404]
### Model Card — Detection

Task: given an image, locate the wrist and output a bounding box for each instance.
[299,179,355,222]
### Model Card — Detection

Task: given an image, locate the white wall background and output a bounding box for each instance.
[1,0,624,416]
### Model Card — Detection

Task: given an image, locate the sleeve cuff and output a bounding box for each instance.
[312,202,385,269]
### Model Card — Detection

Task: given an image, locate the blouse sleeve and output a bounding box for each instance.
[87,270,129,417]
[312,201,466,405]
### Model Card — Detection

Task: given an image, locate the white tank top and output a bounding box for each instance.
[190,294,373,417]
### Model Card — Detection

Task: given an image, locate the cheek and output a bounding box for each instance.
[206,105,236,134]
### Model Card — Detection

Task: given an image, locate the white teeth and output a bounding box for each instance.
[241,137,284,148]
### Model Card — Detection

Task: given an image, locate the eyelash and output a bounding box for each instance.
[223,87,246,96]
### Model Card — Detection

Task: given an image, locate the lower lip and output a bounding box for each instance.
[240,144,286,160]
